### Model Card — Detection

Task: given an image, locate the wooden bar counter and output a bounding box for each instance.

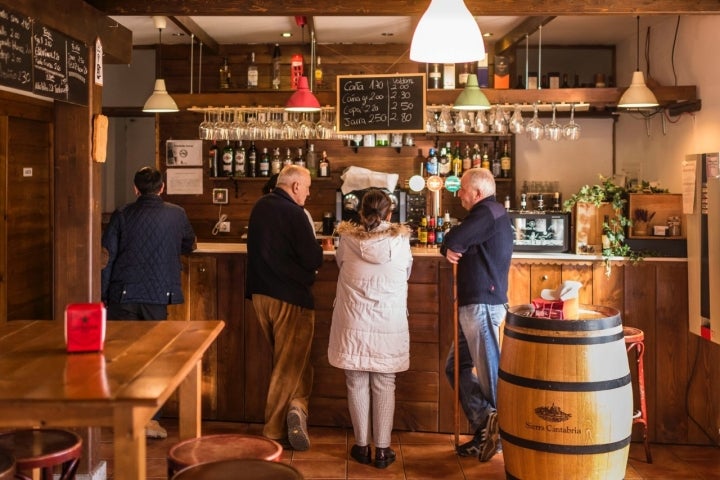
[171,244,705,445]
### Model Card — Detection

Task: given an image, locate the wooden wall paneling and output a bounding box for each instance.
[686,338,720,446]
[6,116,53,319]
[560,262,594,305]
[529,264,561,301]
[592,262,624,311]
[623,262,658,442]
[655,262,690,443]
[507,263,530,307]
[0,116,6,324]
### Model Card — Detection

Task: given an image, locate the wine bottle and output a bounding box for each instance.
[259,147,270,177]
[247,52,258,89]
[247,141,257,177]
[233,141,246,177]
[221,141,234,177]
[500,141,511,178]
[318,150,330,177]
[219,57,231,89]
[418,216,428,247]
[208,140,220,178]
[283,148,293,167]
[271,147,282,175]
[305,143,317,177]
[294,147,305,167]
[314,56,324,88]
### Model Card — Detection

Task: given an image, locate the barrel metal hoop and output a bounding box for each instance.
[503,328,624,345]
[499,429,631,455]
[505,312,621,331]
[499,370,631,391]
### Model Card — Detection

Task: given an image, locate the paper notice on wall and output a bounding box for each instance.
[682,159,696,214]
[167,139,203,166]
[166,168,203,195]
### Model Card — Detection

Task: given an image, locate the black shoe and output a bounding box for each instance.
[350,444,372,464]
[287,407,310,451]
[478,411,499,462]
[456,435,482,457]
[375,446,396,469]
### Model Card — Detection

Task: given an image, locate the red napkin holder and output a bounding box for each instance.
[531,297,579,320]
[64,303,106,353]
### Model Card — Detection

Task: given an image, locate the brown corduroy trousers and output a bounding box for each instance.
[252,294,315,440]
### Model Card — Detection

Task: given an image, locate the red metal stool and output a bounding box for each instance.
[0,429,82,480]
[167,434,283,477]
[623,326,652,463]
[171,458,303,480]
[0,449,15,480]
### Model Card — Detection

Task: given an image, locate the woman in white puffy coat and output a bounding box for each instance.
[328,188,413,469]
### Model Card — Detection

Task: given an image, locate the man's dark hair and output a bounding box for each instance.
[134,167,163,195]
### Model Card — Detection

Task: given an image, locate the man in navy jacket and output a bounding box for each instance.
[246,164,323,451]
[440,167,513,462]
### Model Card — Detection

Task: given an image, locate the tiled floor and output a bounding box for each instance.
[100,419,720,479]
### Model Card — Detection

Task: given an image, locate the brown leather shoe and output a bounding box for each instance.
[350,444,371,464]
[374,446,396,469]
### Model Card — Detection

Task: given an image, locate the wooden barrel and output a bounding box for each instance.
[498,304,633,480]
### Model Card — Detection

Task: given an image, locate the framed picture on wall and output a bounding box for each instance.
[166,140,202,166]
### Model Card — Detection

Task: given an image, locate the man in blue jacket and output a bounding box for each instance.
[440,167,513,462]
[246,165,323,451]
[102,166,196,437]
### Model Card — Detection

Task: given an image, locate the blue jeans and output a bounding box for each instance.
[445,303,504,433]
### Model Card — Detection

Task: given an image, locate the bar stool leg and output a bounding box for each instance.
[628,339,652,463]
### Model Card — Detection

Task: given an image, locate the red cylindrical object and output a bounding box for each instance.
[291,54,304,90]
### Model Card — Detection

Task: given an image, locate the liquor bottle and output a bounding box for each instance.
[452,141,463,176]
[429,63,441,89]
[426,148,438,176]
[500,141,511,178]
[561,73,570,88]
[458,63,470,87]
[247,52,258,89]
[247,141,257,177]
[515,74,525,89]
[283,148,293,167]
[443,63,455,89]
[472,144,482,168]
[427,216,436,246]
[463,143,472,172]
[504,195,511,210]
[219,57,231,89]
[438,144,451,177]
[221,141,234,177]
[318,150,330,177]
[259,147,270,177]
[520,193,527,211]
[435,216,444,245]
[294,147,305,167]
[272,44,281,90]
[305,143,318,177]
[233,141,246,177]
[481,144,490,170]
[314,56,324,88]
[491,150,501,178]
[208,141,221,177]
[271,147,282,175]
[418,216,428,247]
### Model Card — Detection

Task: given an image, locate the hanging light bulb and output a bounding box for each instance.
[618,16,659,109]
[143,16,179,113]
[410,0,485,63]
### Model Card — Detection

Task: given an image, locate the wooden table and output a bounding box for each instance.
[0,319,225,480]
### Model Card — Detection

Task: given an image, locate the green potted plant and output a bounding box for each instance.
[563,175,640,276]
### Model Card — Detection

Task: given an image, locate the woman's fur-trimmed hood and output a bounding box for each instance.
[336,221,411,265]
[336,221,411,239]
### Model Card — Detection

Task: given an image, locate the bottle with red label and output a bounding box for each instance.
[291,54,304,90]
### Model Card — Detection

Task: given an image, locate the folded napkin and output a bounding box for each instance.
[340,166,399,194]
[541,280,583,301]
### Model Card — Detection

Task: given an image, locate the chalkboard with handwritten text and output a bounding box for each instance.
[336,73,426,133]
[0,6,88,105]
[0,8,33,92]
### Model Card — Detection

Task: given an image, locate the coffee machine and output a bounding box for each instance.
[336,188,407,224]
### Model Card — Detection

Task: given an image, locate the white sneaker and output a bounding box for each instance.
[145,419,168,439]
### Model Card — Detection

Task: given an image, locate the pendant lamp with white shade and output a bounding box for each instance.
[618,16,659,109]
[143,16,179,113]
[410,0,485,63]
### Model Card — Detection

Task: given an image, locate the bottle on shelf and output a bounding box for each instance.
[427,216,436,245]
[515,74,525,89]
[426,148,438,177]
[314,56,324,89]
[221,141,234,177]
[233,141,246,177]
[429,63,441,89]
[247,52,258,89]
[504,195,511,210]
[458,62,470,87]
[208,140,221,178]
[438,143,451,177]
[272,44,281,90]
[247,141,257,177]
[219,57,231,89]
[520,193,527,211]
[472,144,481,168]
[435,216,444,245]
[452,141,463,176]
[318,150,330,177]
[305,143,318,177]
[500,141,511,178]
[418,216,428,247]
[491,144,501,177]
[259,147,270,177]
[462,143,472,172]
[283,148,293,167]
[294,147,305,167]
[561,73,570,88]
[271,147,282,175]
[481,144,490,170]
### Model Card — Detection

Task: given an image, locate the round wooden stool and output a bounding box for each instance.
[167,434,283,477]
[0,449,15,480]
[0,429,82,480]
[172,458,303,480]
[624,326,652,463]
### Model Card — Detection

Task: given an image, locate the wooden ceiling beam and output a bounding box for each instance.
[84,0,720,16]
[169,16,220,53]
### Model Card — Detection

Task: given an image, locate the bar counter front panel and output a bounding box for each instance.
[176,243,696,444]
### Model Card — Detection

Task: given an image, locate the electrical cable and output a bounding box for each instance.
[211,207,227,236]
[671,16,681,87]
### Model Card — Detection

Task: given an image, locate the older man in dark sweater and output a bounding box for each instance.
[440,167,513,463]
[246,164,324,451]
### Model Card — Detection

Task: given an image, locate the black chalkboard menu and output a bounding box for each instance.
[0,8,33,92]
[336,73,426,133]
[0,6,88,105]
